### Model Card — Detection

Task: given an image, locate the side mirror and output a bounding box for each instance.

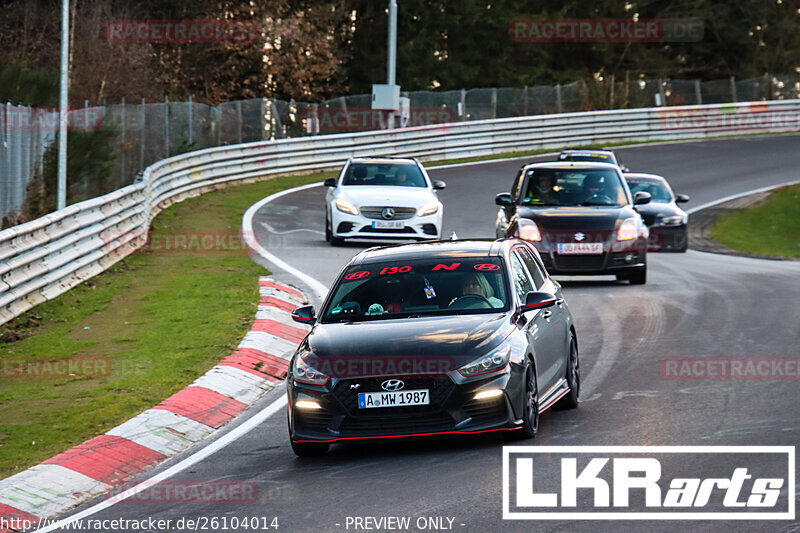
[323,178,337,187]
[675,194,690,203]
[433,180,447,190]
[633,191,651,205]
[291,305,317,325]
[495,193,514,206]
[523,291,557,311]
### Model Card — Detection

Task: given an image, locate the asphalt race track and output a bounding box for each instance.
[52,135,800,532]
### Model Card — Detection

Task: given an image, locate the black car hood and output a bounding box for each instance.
[517,205,635,231]
[632,202,684,225]
[306,313,513,377]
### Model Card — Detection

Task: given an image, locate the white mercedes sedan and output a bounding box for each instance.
[323,157,446,245]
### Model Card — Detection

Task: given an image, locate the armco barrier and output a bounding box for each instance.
[2,100,800,325]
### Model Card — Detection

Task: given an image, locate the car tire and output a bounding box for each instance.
[628,266,647,285]
[517,363,540,439]
[291,440,329,457]
[325,213,332,243]
[557,334,580,409]
[326,214,344,246]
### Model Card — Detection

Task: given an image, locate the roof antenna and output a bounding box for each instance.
[449,231,459,240]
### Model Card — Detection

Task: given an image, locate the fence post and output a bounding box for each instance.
[729,76,737,103]
[762,73,771,100]
[237,100,243,143]
[120,96,125,184]
[694,80,702,105]
[555,84,562,113]
[164,95,170,157]
[491,88,497,119]
[84,99,89,130]
[188,95,193,146]
[523,86,528,115]
[216,106,222,145]
[140,97,145,172]
[658,79,667,106]
[460,89,466,121]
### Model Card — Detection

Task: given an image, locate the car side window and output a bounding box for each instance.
[510,252,534,303]
[516,247,546,289]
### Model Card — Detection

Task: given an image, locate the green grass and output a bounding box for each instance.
[0,172,331,478]
[709,184,800,258]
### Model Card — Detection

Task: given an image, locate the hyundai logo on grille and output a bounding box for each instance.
[382,207,396,220]
[381,379,405,391]
[574,232,585,241]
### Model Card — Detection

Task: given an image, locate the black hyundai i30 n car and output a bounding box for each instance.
[286,239,579,456]
[495,162,651,284]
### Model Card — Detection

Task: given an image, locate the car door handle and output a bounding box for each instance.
[556,298,564,306]
[542,309,552,319]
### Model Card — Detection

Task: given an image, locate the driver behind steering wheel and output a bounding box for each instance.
[583,173,613,204]
[449,273,504,308]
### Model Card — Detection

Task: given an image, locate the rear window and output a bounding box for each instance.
[559,152,616,165]
[321,258,509,323]
[342,163,427,188]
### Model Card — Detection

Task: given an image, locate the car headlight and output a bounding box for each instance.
[515,218,541,242]
[417,202,440,217]
[293,351,329,385]
[335,199,359,216]
[458,341,511,377]
[617,217,639,241]
[657,215,685,226]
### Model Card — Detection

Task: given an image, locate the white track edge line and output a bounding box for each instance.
[242,182,329,301]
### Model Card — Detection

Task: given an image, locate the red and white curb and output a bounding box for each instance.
[0,277,308,531]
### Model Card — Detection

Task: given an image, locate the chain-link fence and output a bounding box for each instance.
[2,74,799,226]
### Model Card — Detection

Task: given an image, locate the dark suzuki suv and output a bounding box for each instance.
[495,162,650,284]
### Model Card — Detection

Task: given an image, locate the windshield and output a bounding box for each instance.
[626,179,673,203]
[342,163,428,188]
[559,153,616,164]
[521,168,628,206]
[322,258,509,323]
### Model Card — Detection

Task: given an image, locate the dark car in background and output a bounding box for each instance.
[495,162,650,284]
[558,149,629,172]
[624,173,690,252]
[286,239,579,456]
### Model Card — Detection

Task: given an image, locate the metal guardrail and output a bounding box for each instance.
[2,100,799,325]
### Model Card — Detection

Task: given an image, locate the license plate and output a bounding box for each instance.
[557,242,603,255]
[372,220,405,229]
[358,389,429,408]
